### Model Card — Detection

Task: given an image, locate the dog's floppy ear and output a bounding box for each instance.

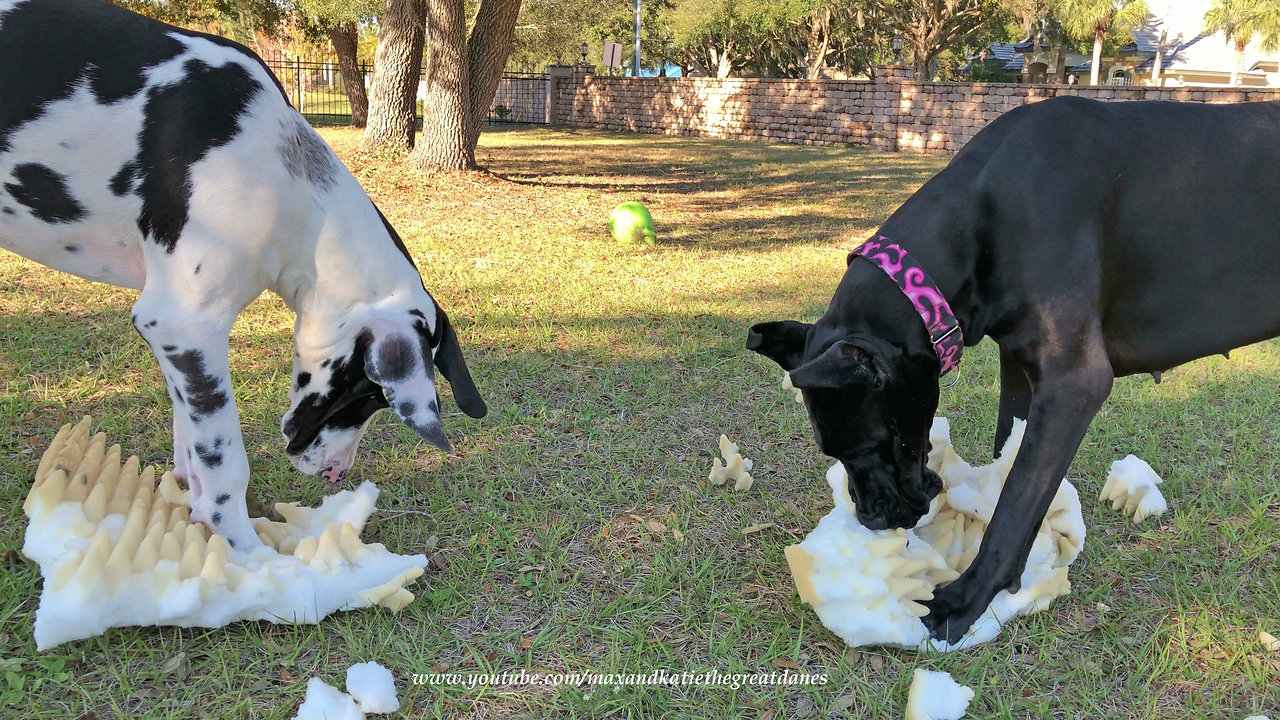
[787,336,899,391]
[746,321,812,371]
[429,305,487,419]
[362,316,453,452]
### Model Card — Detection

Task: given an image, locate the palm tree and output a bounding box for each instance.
[1204,0,1254,86]
[1057,0,1151,85]
[1241,0,1280,53]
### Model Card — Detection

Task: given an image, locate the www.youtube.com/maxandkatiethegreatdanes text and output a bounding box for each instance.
[412,669,830,690]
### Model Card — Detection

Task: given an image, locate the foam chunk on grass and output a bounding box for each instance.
[786,417,1085,652]
[22,417,427,650]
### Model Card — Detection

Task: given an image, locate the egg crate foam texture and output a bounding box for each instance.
[22,417,428,650]
[785,417,1086,652]
[1099,454,1167,523]
[708,435,754,492]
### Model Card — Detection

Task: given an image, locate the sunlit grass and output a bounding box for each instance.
[0,126,1276,718]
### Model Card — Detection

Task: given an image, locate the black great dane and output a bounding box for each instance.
[748,96,1280,643]
[0,0,487,549]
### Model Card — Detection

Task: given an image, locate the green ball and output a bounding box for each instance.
[609,201,657,246]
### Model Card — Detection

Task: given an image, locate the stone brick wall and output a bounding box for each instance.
[550,64,1280,154]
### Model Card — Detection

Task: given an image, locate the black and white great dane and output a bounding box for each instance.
[0,0,487,549]
[749,96,1280,643]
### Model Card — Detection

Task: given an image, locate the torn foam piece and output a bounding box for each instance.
[1260,631,1280,653]
[709,434,754,491]
[294,677,364,720]
[1100,454,1167,523]
[22,417,428,650]
[785,417,1086,652]
[905,669,974,720]
[781,371,804,404]
[346,662,400,714]
[905,668,973,720]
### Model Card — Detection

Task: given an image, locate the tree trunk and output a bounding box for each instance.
[411,0,522,172]
[461,0,522,155]
[715,44,733,78]
[413,0,471,169]
[1231,41,1244,86]
[805,7,831,80]
[328,22,369,128]
[1151,29,1166,87]
[913,38,933,80]
[1090,30,1103,85]
[362,0,426,152]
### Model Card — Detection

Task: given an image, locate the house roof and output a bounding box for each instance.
[963,42,1023,73]
[1073,0,1279,77]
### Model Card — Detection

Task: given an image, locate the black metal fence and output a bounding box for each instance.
[261,55,548,127]
[488,73,551,125]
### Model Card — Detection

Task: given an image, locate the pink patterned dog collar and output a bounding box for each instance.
[849,237,964,376]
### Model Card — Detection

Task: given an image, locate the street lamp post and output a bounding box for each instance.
[633,0,642,77]
[580,42,589,64]
[892,34,903,65]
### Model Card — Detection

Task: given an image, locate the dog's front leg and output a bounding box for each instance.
[994,345,1032,458]
[133,287,261,550]
[923,354,1113,645]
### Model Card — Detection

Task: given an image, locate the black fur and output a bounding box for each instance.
[133,59,260,253]
[749,96,1280,644]
[4,163,85,223]
[166,349,229,420]
[194,440,223,467]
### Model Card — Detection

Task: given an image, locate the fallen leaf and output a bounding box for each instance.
[430,663,450,672]
[484,650,498,662]
[793,694,818,718]
[755,710,775,720]
[742,522,774,535]
[672,528,684,542]
[280,669,293,682]
[833,694,856,711]
[429,552,449,571]
[520,636,534,650]
[159,651,188,680]
[772,657,801,670]
[645,519,667,533]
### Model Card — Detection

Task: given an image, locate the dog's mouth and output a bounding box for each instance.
[284,378,387,457]
[845,460,941,531]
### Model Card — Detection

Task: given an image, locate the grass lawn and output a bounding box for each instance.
[1,125,1278,719]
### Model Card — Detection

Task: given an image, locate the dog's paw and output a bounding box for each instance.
[921,580,986,646]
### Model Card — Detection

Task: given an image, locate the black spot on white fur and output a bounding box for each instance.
[215,493,230,505]
[211,511,222,525]
[194,440,223,467]
[64,244,80,253]
[4,164,85,223]
[166,349,229,420]
[134,59,261,253]
[109,162,138,197]
[371,335,417,383]
[278,118,337,190]
[296,372,311,388]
